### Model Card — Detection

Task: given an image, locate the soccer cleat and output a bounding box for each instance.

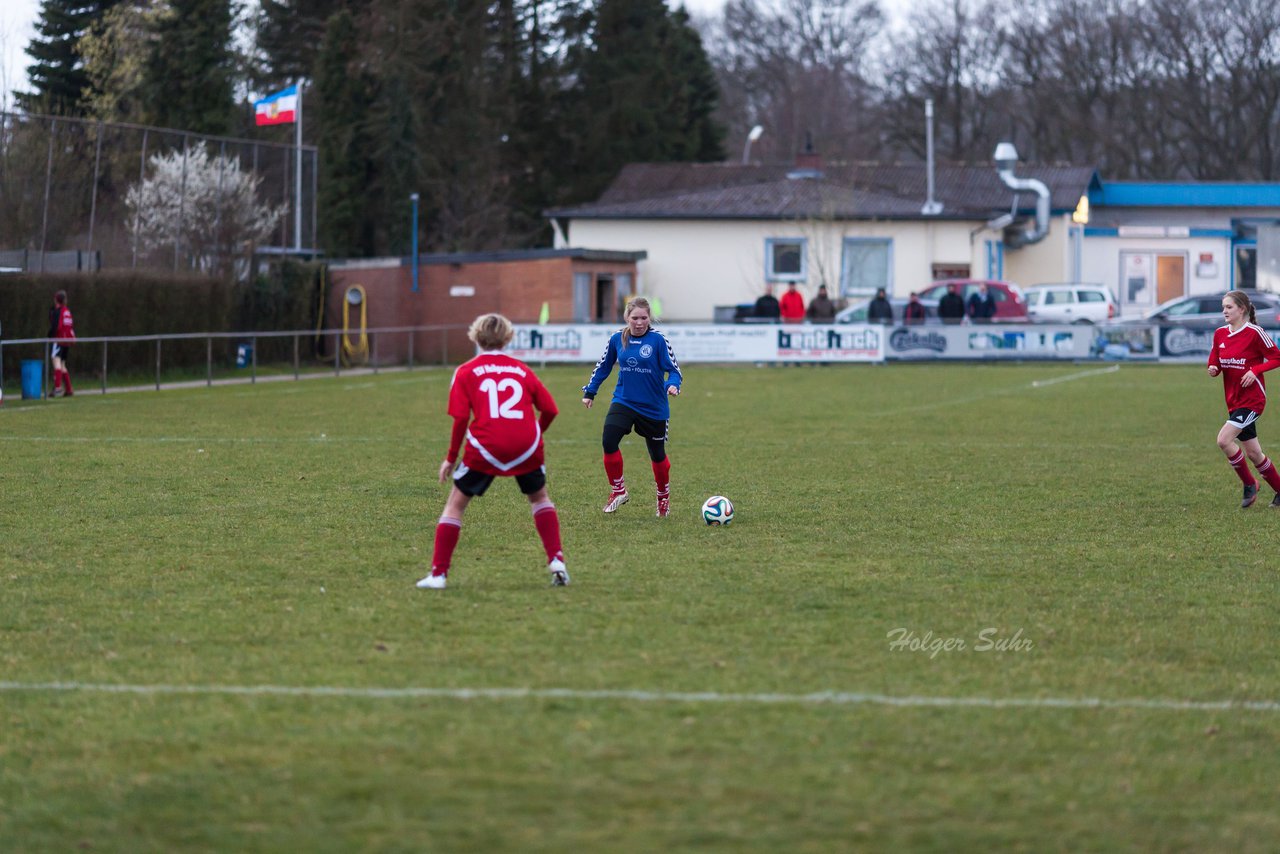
[656,493,670,518]
[1242,483,1259,509]
[548,556,570,586]
[52,387,64,398]
[1271,493,1280,509]
[603,490,630,513]
[415,571,447,590]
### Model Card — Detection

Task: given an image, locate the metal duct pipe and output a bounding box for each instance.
[993,142,1049,246]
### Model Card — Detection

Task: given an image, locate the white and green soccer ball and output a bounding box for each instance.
[701,495,734,526]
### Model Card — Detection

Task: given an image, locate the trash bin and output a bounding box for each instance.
[235,343,253,368]
[21,359,43,399]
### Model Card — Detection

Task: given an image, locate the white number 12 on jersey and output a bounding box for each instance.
[478,377,525,419]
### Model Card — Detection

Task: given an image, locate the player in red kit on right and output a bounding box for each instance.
[1207,290,1280,508]
[48,290,76,397]
[416,313,568,590]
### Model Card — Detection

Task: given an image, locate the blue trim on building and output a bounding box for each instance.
[1090,182,1280,208]
[1083,227,1233,238]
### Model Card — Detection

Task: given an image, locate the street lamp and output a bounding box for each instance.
[410,192,420,293]
[741,125,764,164]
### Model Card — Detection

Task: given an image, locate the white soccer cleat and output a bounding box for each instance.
[603,490,630,513]
[656,492,670,518]
[416,572,447,590]
[548,557,570,586]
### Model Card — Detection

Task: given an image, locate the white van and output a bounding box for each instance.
[1024,283,1118,324]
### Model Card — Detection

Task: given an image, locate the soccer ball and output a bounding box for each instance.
[701,495,734,526]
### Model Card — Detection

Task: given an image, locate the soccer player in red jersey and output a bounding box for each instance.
[416,314,567,590]
[1207,290,1280,508]
[48,290,76,397]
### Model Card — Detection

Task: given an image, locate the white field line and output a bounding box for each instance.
[1030,364,1121,388]
[0,681,1276,713]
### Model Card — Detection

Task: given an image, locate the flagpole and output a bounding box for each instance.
[294,79,303,252]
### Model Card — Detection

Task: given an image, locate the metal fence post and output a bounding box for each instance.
[334,332,340,376]
[101,341,107,394]
[251,335,257,384]
[293,334,300,380]
[155,338,162,390]
[207,336,213,386]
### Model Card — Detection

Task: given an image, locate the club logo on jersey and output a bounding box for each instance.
[639,344,653,358]
[626,357,639,367]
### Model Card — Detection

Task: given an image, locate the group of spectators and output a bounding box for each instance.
[751,282,837,323]
[751,281,997,325]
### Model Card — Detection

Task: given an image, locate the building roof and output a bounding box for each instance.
[1090,182,1280,208]
[329,247,647,270]
[546,162,1101,222]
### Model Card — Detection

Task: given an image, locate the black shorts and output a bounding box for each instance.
[1227,408,1260,442]
[452,462,546,497]
[51,343,71,361]
[605,402,669,443]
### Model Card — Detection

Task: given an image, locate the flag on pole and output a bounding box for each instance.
[254,85,299,126]
[538,302,550,325]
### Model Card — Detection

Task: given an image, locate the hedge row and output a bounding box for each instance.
[0,262,326,378]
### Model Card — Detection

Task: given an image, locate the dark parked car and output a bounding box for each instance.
[1117,291,1280,327]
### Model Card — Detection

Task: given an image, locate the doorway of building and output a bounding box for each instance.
[595,274,615,322]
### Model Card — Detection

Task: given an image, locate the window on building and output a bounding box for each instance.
[766,238,806,282]
[841,238,892,297]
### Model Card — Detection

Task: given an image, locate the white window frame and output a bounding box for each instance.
[765,238,807,282]
[840,237,893,297]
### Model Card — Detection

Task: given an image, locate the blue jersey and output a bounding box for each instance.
[582,328,683,420]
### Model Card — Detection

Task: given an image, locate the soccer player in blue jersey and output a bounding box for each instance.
[581,297,683,517]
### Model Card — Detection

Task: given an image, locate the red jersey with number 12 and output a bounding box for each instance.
[1208,323,1280,413]
[448,352,557,476]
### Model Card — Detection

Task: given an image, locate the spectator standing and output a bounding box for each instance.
[753,286,781,321]
[938,283,966,325]
[779,283,805,323]
[416,314,568,590]
[867,288,894,324]
[967,283,996,323]
[903,293,927,325]
[48,290,76,397]
[806,285,836,322]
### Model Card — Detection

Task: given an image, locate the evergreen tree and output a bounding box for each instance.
[314,9,375,256]
[19,0,122,115]
[255,0,357,88]
[141,0,236,134]
[563,0,726,203]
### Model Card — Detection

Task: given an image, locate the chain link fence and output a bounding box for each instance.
[0,110,317,274]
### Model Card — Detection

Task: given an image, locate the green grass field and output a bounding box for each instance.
[2,362,1279,851]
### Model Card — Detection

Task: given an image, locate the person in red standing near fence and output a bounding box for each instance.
[48,290,76,397]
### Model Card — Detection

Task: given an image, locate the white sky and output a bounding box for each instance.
[1,0,40,105]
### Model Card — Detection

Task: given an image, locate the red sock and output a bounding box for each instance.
[62,372,73,395]
[531,500,563,562]
[652,456,671,496]
[1229,450,1257,486]
[53,369,63,392]
[1256,456,1280,492]
[430,516,462,575]
[603,451,625,493]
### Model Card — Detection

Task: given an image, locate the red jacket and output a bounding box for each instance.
[779,290,805,322]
